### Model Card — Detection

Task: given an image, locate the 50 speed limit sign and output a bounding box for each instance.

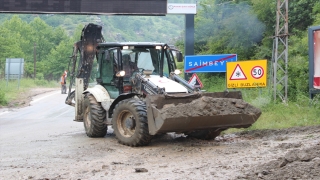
[251,66,264,79]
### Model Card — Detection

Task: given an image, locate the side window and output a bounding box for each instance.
[96,52,101,79]
[163,51,170,77]
[129,53,136,63]
[122,54,134,78]
[98,49,120,99]
[100,49,115,84]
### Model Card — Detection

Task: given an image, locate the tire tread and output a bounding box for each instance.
[84,94,107,137]
[112,99,152,146]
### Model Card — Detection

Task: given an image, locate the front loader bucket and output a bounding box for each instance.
[146,91,261,135]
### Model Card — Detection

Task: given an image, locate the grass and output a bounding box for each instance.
[250,100,320,129]
[196,73,320,131]
[241,88,320,130]
[0,78,59,106]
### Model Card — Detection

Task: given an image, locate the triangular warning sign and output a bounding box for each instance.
[230,64,247,80]
[188,73,203,88]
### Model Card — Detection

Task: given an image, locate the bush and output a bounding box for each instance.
[35,79,48,86]
[0,89,8,106]
[0,78,58,106]
[197,73,226,92]
[36,73,44,80]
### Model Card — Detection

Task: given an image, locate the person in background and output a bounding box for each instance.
[64,70,68,78]
[60,71,67,94]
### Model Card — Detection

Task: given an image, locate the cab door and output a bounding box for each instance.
[97,47,122,99]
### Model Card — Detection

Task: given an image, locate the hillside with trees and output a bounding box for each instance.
[0,0,195,80]
[0,0,320,101]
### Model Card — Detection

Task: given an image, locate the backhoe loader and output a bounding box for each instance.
[65,23,261,146]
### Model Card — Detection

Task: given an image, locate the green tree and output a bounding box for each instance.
[313,2,320,25]
[2,15,34,63]
[288,0,319,32]
[45,39,74,81]
[195,0,265,59]
[29,17,55,62]
[51,26,69,46]
[0,27,24,76]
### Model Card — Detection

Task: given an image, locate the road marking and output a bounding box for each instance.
[0,111,9,116]
[52,108,73,119]
[31,91,60,104]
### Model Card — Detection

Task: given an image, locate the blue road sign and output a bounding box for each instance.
[184,54,237,73]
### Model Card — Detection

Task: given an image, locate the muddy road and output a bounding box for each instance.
[0,89,319,180]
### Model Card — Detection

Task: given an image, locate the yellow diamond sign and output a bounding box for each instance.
[226,60,267,88]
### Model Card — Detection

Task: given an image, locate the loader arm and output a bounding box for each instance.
[75,23,104,90]
[70,23,104,89]
[66,23,104,106]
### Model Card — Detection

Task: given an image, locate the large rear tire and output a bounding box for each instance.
[83,94,107,137]
[186,130,221,140]
[112,99,152,146]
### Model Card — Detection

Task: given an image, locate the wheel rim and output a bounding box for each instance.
[117,110,136,138]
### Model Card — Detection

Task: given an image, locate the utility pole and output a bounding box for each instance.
[34,42,36,79]
[273,0,289,102]
[184,14,195,81]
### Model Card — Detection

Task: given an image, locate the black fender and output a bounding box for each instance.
[108,93,138,118]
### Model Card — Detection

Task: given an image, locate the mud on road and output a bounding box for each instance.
[1,125,320,180]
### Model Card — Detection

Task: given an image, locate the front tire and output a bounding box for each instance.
[112,99,152,146]
[83,94,107,137]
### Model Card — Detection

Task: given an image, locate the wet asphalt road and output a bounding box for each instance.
[0,91,89,179]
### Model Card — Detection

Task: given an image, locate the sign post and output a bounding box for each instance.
[5,58,24,89]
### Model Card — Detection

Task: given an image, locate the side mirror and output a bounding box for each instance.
[176,52,183,62]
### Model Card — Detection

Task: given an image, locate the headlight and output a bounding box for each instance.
[174,69,181,75]
[116,70,126,77]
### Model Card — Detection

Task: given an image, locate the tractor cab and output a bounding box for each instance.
[95,42,183,98]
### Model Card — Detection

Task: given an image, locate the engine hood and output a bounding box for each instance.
[146,75,188,93]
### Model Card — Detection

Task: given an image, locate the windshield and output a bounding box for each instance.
[121,48,170,77]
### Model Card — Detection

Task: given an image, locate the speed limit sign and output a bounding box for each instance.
[227,60,267,88]
[251,66,264,79]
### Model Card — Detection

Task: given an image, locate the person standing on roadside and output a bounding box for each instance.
[64,70,68,78]
[60,71,67,94]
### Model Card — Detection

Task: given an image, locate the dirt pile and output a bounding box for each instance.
[238,125,320,138]
[243,144,320,180]
[160,96,261,118]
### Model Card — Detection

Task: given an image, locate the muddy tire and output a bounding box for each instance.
[112,99,152,146]
[83,94,107,137]
[186,130,221,140]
